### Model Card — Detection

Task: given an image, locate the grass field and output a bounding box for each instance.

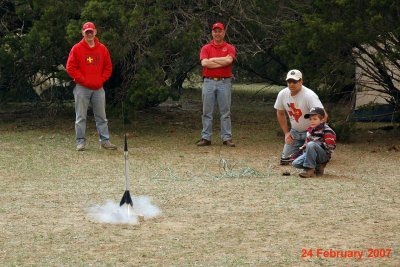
[0,85,399,266]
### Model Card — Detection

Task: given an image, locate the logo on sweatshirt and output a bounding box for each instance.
[86,56,94,63]
[84,54,99,65]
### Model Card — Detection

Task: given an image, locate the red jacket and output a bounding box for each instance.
[66,37,112,90]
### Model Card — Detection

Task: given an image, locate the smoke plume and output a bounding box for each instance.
[87,196,161,224]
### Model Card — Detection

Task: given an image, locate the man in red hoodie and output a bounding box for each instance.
[197,22,236,147]
[66,22,117,151]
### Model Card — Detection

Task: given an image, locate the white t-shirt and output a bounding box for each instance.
[274,86,324,132]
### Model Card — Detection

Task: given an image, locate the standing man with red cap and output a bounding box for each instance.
[197,22,236,147]
[66,22,117,151]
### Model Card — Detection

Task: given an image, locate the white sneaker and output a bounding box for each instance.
[76,143,86,151]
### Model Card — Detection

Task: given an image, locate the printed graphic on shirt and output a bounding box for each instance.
[287,103,302,123]
[84,54,99,65]
[307,132,323,142]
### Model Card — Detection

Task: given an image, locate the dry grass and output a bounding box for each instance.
[0,85,399,266]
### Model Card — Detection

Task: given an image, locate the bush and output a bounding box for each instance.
[329,120,356,142]
[127,68,169,110]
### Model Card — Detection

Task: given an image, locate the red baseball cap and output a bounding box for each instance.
[82,22,96,32]
[212,22,224,30]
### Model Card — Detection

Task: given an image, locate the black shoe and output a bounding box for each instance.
[223,140,236,147]
[196,139,211,146]
[280,157,292,165]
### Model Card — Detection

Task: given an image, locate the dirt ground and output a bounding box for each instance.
[0,88,399,266]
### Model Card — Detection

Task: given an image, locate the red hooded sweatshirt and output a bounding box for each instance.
[66,37,112,90]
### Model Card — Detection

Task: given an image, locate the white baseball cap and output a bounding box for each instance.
[286,69,302,81]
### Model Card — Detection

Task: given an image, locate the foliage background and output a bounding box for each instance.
[0,0,399,110]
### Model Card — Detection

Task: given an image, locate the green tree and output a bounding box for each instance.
[276,0,400,108]
[13,0,398,111]
[0,0,32,101]
[83,0,301,109]
[0,0,84,102]
[2,0,300,108]
[70,0,206,109]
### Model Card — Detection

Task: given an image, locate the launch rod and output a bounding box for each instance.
[124,133,130,190]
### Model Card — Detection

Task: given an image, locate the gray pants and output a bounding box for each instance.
[73,85,110,145]
[292,141,329,169]
[201,78,232,142]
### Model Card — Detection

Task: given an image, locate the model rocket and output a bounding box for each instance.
[120,133,133,207]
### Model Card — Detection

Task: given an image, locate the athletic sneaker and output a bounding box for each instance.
[76,143,86,151]
[279,157,293,165]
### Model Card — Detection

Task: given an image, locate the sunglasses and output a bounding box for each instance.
[287,79,300,84]
[84,30,94,35]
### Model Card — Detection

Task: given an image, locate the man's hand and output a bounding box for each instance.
[285,132,294,145]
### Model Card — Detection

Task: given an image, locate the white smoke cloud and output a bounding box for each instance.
[87,196,161,224]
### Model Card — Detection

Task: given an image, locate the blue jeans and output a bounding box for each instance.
[73,85,110,145]
[281,128,307,159]
[292,141,329,169]
[201,78,232,141]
